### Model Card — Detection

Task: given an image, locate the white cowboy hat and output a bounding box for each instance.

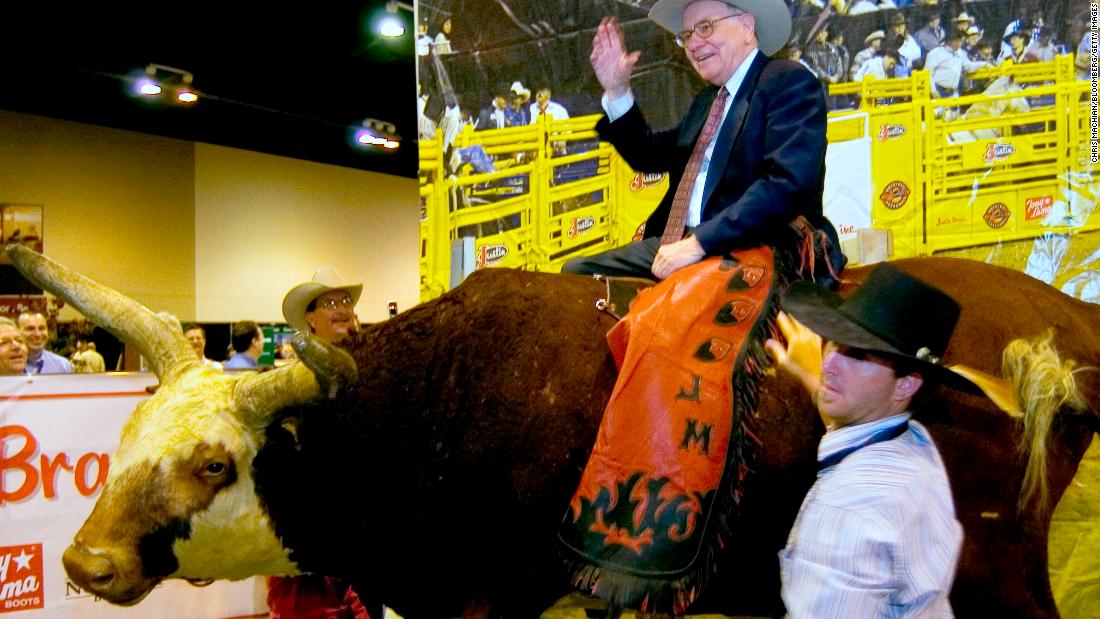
[864,29,886,45]
[510,81,531,102]
[649,0,792,57]
[954,11,974,23]
[281,266,363,332]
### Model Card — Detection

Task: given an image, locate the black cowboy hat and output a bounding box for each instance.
[780,263,980,392]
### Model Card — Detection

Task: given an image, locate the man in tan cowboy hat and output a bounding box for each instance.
[851,29,886,79]
[269,266,368,619]
[562,0,844,285]
[281,266,363,345]
[768,263,970,616]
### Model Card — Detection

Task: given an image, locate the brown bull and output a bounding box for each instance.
[9,245,1099,618]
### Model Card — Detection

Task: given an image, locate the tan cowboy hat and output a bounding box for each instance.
[649,0,792,56]
[954,11,973,23]
[281,267,363,332]
[864,29,885,45]
[510,81,531,102]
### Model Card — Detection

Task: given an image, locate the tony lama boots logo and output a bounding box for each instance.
[0,544,43,612]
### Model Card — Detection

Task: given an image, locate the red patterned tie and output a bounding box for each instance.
[660,86,730,245]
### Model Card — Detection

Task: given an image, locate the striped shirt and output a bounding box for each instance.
[780,414,963,618]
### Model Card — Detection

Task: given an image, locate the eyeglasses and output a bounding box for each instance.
[675,13,743,48]
[315,296,354,310]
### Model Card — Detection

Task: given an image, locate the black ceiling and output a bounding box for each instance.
[0,4,418,178]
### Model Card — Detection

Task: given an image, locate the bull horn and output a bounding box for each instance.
[233,362,322,426]
[6,245,196,381]
[290,331,358,398]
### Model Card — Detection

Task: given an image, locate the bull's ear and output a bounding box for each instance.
[290,332,358,399]
[6,244,196,382]
[233,362,322,427]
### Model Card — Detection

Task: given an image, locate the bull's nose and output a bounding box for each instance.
[63,544,117,590]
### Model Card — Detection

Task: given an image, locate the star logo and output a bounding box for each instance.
[12,549,33,572]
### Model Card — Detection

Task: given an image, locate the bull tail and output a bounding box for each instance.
[1002,330,1088,515]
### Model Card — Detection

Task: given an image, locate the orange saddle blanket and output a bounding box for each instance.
[559,246,776,615]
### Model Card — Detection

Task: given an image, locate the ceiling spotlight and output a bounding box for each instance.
[355,118,401,152]
[137,80,162,96]
[380,0,413,37]
[136,63,200,105]
[379,17,405,37]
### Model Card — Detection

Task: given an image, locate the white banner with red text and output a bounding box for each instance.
[0,373,266,618]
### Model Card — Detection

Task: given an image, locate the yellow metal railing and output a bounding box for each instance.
[418,115,665,301]
[829,54,1096,261]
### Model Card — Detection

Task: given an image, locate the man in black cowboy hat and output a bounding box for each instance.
[768,263,967,616]
[562,0,844,284]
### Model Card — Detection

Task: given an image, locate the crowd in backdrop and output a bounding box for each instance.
[416,0,1095,141]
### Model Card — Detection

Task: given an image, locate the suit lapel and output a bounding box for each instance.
[702,53,769,208]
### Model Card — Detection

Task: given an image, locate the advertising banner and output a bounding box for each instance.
[0,373,266,618]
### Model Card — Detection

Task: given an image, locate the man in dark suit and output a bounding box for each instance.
[562,0,844,284]
[475,84,510,131]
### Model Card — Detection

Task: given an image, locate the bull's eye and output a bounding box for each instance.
[204,462,227,476]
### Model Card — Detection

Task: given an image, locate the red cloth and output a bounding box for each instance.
[267,575,370,619]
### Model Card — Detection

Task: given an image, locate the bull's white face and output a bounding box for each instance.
[64,365,299,604]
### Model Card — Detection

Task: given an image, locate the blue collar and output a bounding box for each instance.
[818,420,910,471]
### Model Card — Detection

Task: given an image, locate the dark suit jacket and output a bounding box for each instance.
[596,52,845,276]
[475,105,506,131]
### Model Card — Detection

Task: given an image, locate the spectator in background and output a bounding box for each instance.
[914,12,945,55]
[1023,26,1057,63]
[926,30,990,116]
[998,25,1030,65]
[854,48,900,81]
[18,312,72,374]
[282,267,362,346]
[506,81,532,126]
[529,88,571,121]
[787,46,818,77]
[851,30,886,80]
[964,25,984,60]
[0,317,28,375]
[806,26,843,92]
[433,18,453,54]
[829,28,850,83]
[952,12,975,39]
[223,321,264,370]
[475,84,510,130]
[268,267,367,619]
[1029,10,1047,45]
[416,20,432,57]
[71,340,106,373]
[886,12,922,76]
[183,323,223,370]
